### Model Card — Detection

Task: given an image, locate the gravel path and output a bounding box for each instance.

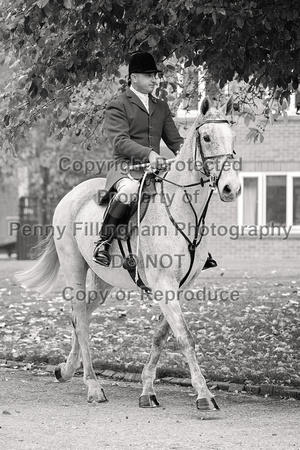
[1,368,299,450]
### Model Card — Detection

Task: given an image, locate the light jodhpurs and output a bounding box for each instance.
[114,178,140,205]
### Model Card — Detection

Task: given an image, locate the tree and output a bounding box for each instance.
[0,0,299,155]
[13,119,112,224]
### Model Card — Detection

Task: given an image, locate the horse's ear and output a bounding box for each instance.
[222,96,233,116]
[200,97,210,116]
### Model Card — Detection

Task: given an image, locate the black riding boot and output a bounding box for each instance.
[202,252,217,270]
[93,198,130,267]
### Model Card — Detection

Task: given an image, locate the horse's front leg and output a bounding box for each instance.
[139,317,170,407]
[158,289,219,412]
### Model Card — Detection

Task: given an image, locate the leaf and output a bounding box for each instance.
[281,98,288,110]
[147,35,159,47]
[217,8,226,15]
[282,110,288,125]
[269,113,274,125]
[99,32,109,48]
[58,107,69,122]
[244,114,251,127]
[212,10,217,24]
[37,0,50,8]
[245,128,258,142]
[63,0,72,8]
[236,16,244,28]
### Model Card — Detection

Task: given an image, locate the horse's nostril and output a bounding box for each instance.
[223,184,231,195]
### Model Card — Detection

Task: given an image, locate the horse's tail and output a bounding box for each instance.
[16,233,60,294]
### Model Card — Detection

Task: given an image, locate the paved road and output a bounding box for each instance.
[0,368,299,450]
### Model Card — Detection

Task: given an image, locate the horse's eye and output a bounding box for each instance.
[203,134,210,142]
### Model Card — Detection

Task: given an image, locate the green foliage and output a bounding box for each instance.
[0,0,299,153]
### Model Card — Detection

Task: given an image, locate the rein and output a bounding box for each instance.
[160,176,214,287]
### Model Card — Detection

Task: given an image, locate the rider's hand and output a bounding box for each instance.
[148,151,167,171]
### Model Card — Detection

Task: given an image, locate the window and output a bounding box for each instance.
[239,173,300,232]
[243,177,258,224]
[293,177,300,225]
[266,176,286,226]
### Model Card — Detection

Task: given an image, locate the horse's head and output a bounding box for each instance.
[195,97,241,202]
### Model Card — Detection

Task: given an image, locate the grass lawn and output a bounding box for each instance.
[0,257,299,387]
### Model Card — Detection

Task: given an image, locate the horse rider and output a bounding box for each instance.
[93,51,217,271]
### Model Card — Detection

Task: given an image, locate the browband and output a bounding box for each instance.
[195,119,229,130]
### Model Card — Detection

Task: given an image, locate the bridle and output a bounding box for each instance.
[153,118,235,190]
[194,119,235,183]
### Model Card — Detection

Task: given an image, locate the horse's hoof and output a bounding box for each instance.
[139,394,160,408]
[196,397,220,411]
[87,388,108,403]
[55,366,67,382]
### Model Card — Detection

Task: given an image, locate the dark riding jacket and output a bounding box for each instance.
[104,88,184,191]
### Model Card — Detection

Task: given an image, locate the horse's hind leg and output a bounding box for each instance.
[55,324,81,382]
[139,317,170,407]
[55,271,107,383]
[74,273,112,403]
[56,251,111,402]
[54,259,88,383]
